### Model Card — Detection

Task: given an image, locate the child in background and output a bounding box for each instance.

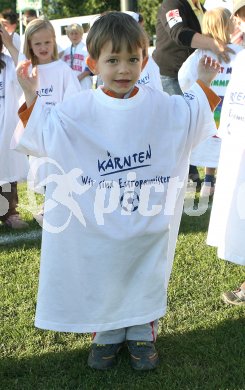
[231,0,245,46]
[62,23,92,90]
[0,9,21,55]
[15,12,220,370]
[16,19,81,223]
[22,19,81,100]
[207,0,245,306]
[178,7,243,197]
[0,33,29,228]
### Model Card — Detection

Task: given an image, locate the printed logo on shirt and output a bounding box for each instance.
[36,85,54,98]
[183,92,195,101]
[166,9,182,29]
[0,81,5,98]
[137,72,150,85]
[229,91,245,105]
[97,145,152,176]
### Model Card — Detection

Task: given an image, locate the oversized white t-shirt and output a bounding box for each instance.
[0,54,29,184]
[62,41,92,90]
[15,84,216,332]
[207,50,245,265]
[178,44,243,167]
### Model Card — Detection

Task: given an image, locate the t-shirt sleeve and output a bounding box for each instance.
[181,82,219,150]
[160,0,197,46]
[178,50,200,92]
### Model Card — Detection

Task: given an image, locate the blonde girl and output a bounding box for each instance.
[23,19,58,65]
[19,19,81,224]
[178,7,243,198]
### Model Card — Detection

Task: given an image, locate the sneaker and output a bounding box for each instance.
[87,343,123,370]
[200,183,215,198]
[222,288,245,306]
[127,341,159,371]
[4,214,29,229]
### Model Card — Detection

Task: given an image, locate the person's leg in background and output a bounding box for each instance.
[0,182,28,229]
[200,167,216,197]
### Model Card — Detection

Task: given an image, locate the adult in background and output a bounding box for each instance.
[22,9,37,28]
[0,9,21,53]
[153,0,233,183]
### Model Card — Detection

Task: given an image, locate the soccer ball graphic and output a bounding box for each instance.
[120,191,139,213]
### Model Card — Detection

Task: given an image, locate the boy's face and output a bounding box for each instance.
[94,40,143,98]
[68,30,82,45]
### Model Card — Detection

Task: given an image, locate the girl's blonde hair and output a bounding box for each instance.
[23,19,58,65]
[202,7,232,44]
[66,23,84,35]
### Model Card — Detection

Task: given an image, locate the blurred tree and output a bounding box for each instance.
[4,0,161,43]
[138,0,161,37]
[0,1,17,12]
[42,0,120,19]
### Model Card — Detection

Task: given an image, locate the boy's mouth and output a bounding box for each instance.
[114,79,131,85]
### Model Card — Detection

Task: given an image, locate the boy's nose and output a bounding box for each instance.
[118,62,130,73]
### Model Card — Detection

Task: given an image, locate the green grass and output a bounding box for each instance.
[1,184,245,390]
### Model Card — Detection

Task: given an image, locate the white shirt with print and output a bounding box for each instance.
[15,84,216,332]
[178,44,243,167]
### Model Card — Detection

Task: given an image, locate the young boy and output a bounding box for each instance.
[15,12,220,371]
[62,23,92,90]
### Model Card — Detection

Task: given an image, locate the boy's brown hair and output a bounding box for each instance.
[86,11,149,60]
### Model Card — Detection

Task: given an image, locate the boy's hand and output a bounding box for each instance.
[16,60,38,107]
[197,56,221,87]
[212,39,235,63]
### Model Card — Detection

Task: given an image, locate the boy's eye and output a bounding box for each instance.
[107,58,118,64]
[130,58,140,63]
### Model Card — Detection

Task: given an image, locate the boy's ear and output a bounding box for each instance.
[141,56,148,71]
[86,56,98,74]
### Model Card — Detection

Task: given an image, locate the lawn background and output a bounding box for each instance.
[1,184,245,390]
